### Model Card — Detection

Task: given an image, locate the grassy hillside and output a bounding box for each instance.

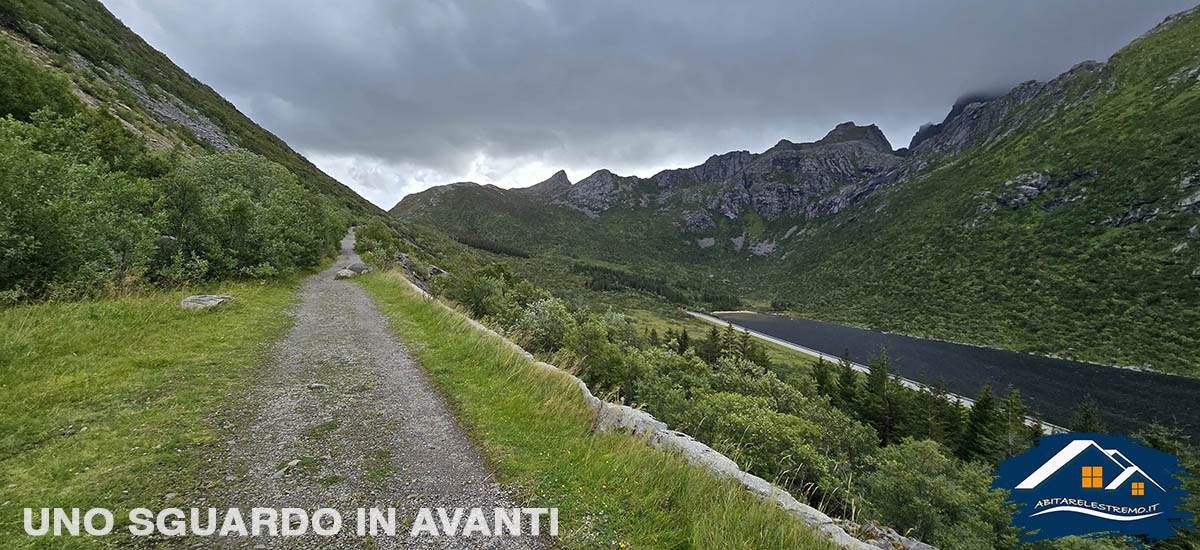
[0,0,378,214]
[0,0,393,302]
[393,7,1200,376]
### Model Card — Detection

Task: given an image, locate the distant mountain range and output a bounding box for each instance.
[393,6,1200,376]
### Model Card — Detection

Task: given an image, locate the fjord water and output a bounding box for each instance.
[719,313,1200,439]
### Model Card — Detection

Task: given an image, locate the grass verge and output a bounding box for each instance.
[0,276,302,548]
[358,270,835,550]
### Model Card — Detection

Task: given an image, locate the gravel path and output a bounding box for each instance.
[210,230,539,549]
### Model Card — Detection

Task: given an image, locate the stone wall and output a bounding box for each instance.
[399,276,933,550]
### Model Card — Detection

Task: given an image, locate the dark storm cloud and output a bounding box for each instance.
[105,0,1198,207]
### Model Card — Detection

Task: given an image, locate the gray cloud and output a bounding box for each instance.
[104,0,1197,208]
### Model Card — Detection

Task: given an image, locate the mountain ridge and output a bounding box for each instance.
[390,4,1200,375]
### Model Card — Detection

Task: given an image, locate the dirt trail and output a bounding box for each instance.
[211,230,537,549]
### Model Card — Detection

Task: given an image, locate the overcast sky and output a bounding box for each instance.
[103,1,1196,208]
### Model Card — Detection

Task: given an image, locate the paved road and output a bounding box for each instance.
[210,230,539,549]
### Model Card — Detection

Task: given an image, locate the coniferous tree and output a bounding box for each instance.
[959,385,1002,463]
[678,328,691,355]
[1000,389,1031,457]
[835,349,858,409]
[702,326,721,363]
[862,348,898,445]
[722,324,741,359]
[811,357,833,398]
[737,329,752,359]
[1070,397,1107,433]
[920,382,947,444]
[1026,410,1047,441]
[648,328,659,347]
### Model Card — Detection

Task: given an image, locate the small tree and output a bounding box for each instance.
[861,348,899,445]
[811,357,833,398]
[835,349,858,409]
[1070,397,1107,433]
[999,389,1031,457]
[958,385,1002,463]
[677,328,691,355]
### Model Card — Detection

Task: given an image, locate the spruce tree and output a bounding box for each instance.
[920,382,947,444]
[811,357,833,398]
[649,328,659,347]
[959,385,1002,463]
[678,328,690,355]
[1070,397,1107,433]
[722,323,741,359]
[702,326,721,363]
[862,348,897,445]
[737,329,752,359]
[835,349,858,410]
[1000,389,1030,457]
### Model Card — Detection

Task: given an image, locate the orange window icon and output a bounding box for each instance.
[1132,482,1145,496]
[1082,466,1103,488]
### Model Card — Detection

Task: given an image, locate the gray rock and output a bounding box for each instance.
[1180,190,1200,208]
[1190,224,1199,239]
[306,383,329,390]
[1192,265,1200,280]
[180,294,234,311]
[681,209,716,233]
[334,268,357,279]
[347,262,371,274]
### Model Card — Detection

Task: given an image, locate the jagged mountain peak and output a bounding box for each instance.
[817,121,893,153]
[527,169,572,195]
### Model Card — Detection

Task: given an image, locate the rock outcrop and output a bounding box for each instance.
[180,294,234,310]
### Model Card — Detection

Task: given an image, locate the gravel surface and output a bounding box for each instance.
[208,230,541,549]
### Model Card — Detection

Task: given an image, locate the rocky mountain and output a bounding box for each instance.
[392,6,1200,375]
[0,0,378,214]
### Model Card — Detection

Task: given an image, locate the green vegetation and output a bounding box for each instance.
[1,0,377,212]
[358,270,836,550]
[0,276,302,548]
[0,110,346,302]
[393,8,1200,376]
[2,6,368,304]
[411,261,1200,548]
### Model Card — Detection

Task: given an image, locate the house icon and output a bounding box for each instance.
[1015,439,1164,496]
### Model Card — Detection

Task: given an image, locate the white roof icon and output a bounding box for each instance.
[1014,440,1164,491]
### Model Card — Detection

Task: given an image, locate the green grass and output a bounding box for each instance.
[0,276,302,548]
[357,270,835,550]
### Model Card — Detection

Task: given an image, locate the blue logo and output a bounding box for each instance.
[993,433,1192,544]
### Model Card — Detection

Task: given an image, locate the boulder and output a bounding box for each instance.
[180,294,234,311]
[347,262,371,274]
[334,269,357,280]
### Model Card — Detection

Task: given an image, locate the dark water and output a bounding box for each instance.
[720,312,1200,439]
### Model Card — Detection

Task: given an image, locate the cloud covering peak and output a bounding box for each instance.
[104,0,1197,208]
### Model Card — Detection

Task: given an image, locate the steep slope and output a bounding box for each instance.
[392,6,1200,375]
[0,0,378,214]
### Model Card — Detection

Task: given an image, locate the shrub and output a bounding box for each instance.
[858,438,1019,550]
[0,111,346,300]
[513,297,575,352]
